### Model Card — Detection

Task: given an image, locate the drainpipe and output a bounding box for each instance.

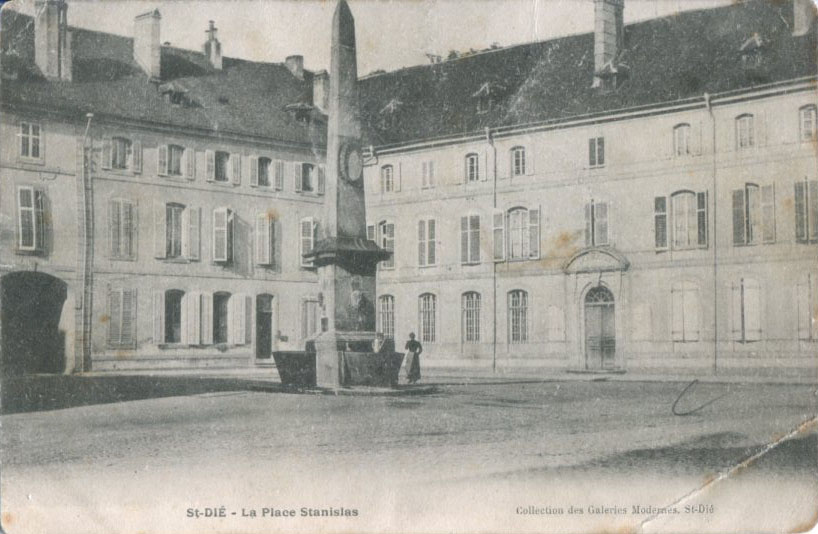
[77,113,94,373]
[486,126,497,373]
[704,93,718,375]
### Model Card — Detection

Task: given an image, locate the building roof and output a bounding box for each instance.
[0,1,815,149]
[0,8,323,147]
[358,0,817,147]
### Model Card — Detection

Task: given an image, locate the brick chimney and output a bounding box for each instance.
[312,70,329,112]
[593,0,624,88]
[286,55,304,79]
[34,0,72,81]
[134,9,161,79]
[793,0,817,37]
[203,20,223,70]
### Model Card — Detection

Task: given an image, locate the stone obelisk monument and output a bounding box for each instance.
[304,0,394,388]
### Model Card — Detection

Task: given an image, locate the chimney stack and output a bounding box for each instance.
[203,20,223,70]
[312,70,329,112]
[286,55,304,79]
[793,0,817,37]
[134,9,161,79]
[593,0,624,88]
[34,0,72,81]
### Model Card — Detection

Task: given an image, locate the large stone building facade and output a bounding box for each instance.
[0,0,816,375]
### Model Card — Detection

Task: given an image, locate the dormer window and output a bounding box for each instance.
[472,82,504,114]
[740,33,765,67]
[800,105,817,142]
[380,99,403,130]
[159,82,196,108]
[285,103,313,124]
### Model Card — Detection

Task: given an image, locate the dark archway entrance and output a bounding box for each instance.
[256,294,274,359]
[584,286,615,371]
[1,271,68,375]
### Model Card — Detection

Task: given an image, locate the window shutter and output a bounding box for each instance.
[244,295,253,345]
[317,165,326,195]
[188,291,202,345]
[692,120,703,156]
[427,219,436,265]
[428,161,435,187]
[697,191,708,247]
[152,290,165,343]
[761,185,775,243]
[685,287,699,341]
[654,197,668,250]
[256,213,272,265]
[132,140,142,173]
[524,148,534,176]
[731,282,743,341]
[422,162,428,188]
[294,163,303,192]
[185,148,195,180]
[588,138,596,167]
[367,224,375,241]
[274,160,284,190]
[158,144,168,176]
[213,208,228,262]
[201,293,213,345]
[107,287,122,345]
[230,294,247,345]
[33,189,45,253]
[795,181,807,242]
[470,215,480,263]
[671,285,684,341]
[180,292,190,345]
[205,150,215,182]
[417,220,426,266]
[122,288,137,347]
[188,207,200,261]
[584,203,593,246]
[732,189,746,245]
[528,207,540,259]
[153,201,166,259]
[809,181,818,241]
[181,208,191,259]
[249,156,259,187]
[744,279,762,341]
[493,211,505,261]
[460,216,469,264]
[123,200,136,259]
[480,151,489,181]
[797,279,811,340]
[594,202,608,246]
[101,137,112,170]
[300,217,314,266]
[231,154,242,185]
[109,200,121,258]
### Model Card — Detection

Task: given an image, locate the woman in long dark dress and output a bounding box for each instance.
[404,332,423,384]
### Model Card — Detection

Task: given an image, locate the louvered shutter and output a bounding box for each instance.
[201,293,213,345]
[696,192,708,247]
[469,215,480,263]
[122,288,136,347]
[189,291,202,345]
[274,160,284,190]
[122,200,136,259]
[100,137,112,170]
[256,213,272,265]
[671,285,684,341]
[685,287,699,341]
[417,220,426,266]
[428,160,435,187]
[132,140,142,173]
[460,216,469,264]
[525,148,534,176]
[294,163,303,192]
[244,295,253,345]
[249,156,259,187]
[655,197,668,250]
[300,217,314,266]
[692,120,703,156]
[427,219,436,265]
[107,287,121,345]
[153,201,166,259]
[317,165,326,195]
[109,200,121,258]
[795,181,807,242]
[185,148,195,180]
[744,279,762,341]
[797,279,811,340]
[528,207,540,259]
[205,150,215,182]
[761,185,775,243]
[731,282,743,341]
[394,163,402,192]
[480,151,488,181]
[153,290,165,343]
[181,208,191,259]
[367,224,375,242]
[158,144,168,176]
[180,292,190,345]
[493,211,505,261]
[584,203,593,246]
[231,154,242,185]
[809,181,818,241]
[595,203,608,246]
[213,208,228,262]
[732,189,746,245]
[188,207,200,261]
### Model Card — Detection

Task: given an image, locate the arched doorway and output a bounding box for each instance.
[256,294,274,359]
[584,286,615,370]
[1,271,68,375]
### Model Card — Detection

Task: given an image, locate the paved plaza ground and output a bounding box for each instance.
[1,372,817,533]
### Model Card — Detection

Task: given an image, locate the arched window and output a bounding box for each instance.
[378,295,395,339]
[800,105,817,142]
[673,123,690,156]
[508,290,528,344]
[511,146,526,176]
[462,292,481,343]
[380,165,394,193]
[508,208,529,259]
[418,293,436,343]
[465,153,479,182]
[671,281,699,342]
[671,191,698,249]
[164,289,185,343]
[736,114,755,149]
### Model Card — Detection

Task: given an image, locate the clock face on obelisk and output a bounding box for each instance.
[339,143,363,186]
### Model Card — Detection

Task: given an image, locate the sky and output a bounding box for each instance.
[6,0,735,75]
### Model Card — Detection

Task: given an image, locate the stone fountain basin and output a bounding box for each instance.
[273,351,404,388]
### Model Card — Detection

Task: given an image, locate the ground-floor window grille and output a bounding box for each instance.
[379,295,395,339]
[419,293,436,343]
[462,292,481,343]
[508,290,528,344]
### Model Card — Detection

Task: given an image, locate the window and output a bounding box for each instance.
[257,157,272,187]
[422,161,435,189]
[462,292,481,343]
[589,137,604,167]
[111,137,133,170]
[300,217,319,267]
[800,105,816,142]
[158,144,190,178]
[301,298,320,339]
[671,281,699,342]
[654,197,668,250]
[167,144,185,176]
[673,124,690,157]
[256,212,276,266]
[107,287,137,349]
[109,199,136,260]
[493,211,505,261]
[298,163,315,192]
[378,221,395,269]
[215,151,230,182]
[16,186,45,253]
[378,295,395,339]
[19,122,41,160]
[672,191,708,249]
[212,207,234,263]
[795,179,818,244]
[584,201,609,247]
[736,114,755,149]
[465,153,479,182]
[165,203,184,258]
[731,278,762,342]
[213,292,231,344]
[732,184,774,245]
[417,218,436,266]
[508,290,528,344]
[797,274,817,341]
[381,165,394,193]
[506,207,540,260]
[164,289,184,344]
[460,215,480,264]
[418,293,436,343]
[511,147,526,176]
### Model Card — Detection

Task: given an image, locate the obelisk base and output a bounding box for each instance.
[315,330,403,389]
